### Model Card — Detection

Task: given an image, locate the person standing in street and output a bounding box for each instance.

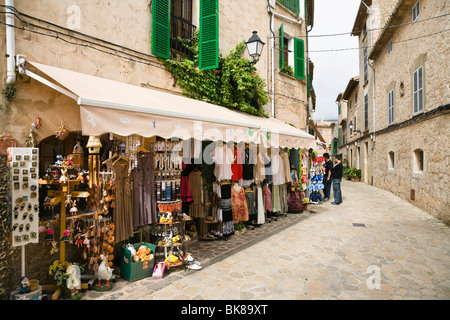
[322,153,333,201]
[331,155,343,205]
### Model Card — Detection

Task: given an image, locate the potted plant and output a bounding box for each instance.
[347,167,361,182]
[302,197,309,210]
[353,168,362,182]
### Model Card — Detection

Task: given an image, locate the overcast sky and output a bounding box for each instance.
[309,0,361,121]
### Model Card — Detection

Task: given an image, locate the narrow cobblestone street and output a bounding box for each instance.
[83,180,450,300]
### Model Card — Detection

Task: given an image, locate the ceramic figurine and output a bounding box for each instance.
[19,276,30,294]
[65,265,82,300]
[95,254,113,291]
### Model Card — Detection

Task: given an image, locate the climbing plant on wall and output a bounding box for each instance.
[163,31,269,117]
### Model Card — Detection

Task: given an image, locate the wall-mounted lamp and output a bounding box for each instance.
[349,123,361,134]
[245,31,265,64]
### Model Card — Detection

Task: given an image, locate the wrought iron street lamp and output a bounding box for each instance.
[245,31,265,64]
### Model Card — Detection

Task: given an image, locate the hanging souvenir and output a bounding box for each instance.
[55,124,69,141]
[32,116,41,130]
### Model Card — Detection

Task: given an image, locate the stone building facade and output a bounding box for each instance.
[342,76,360,169]
[335,92,347,161]
[0,0,315,295]
[350,0,449,222]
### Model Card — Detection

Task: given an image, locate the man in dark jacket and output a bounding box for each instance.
[323,153,333,201]
[331,155,343,205]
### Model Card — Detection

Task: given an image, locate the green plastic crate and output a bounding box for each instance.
[120,242,156,282]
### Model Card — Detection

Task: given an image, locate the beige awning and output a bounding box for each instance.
[24,61,316,149]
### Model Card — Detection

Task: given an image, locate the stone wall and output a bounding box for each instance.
[370,0,450,222]
[372,114,450,223]
[0,155,21,297]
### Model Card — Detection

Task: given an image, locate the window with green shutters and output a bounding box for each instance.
[151,0,219,70]
[338,128,342,147]
[294,38,305,79]
[277,0,300,16]
[279,23,285,70]
[199,0,219,70]
[152,0,171,60]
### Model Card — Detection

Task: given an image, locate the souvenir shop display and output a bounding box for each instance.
[150,209,190,268]
[309,160,324,204]
[287,167,304,213]
[7,129,315,299]
[120,242,155,282]
[8,147,40,247]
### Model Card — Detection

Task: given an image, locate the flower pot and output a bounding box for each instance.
[29,279,39,292]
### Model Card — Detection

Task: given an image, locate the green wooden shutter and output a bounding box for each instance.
[294,38,305,79]
[279,23,284,70]
[199,0,219,70]
[151,0,170,59]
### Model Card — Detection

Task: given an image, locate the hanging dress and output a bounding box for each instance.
[242,147,255,187]
[231,184,249,222]
[231,147,243,181]
[256,186,265,224]
[188,170,204,218]
[133,152,157,227]
[271,184,282,213]
[288,179,303,213]
[245,187,256,223]
[211,145,233,181]
[113,160,134,243]
[220,184,234,237]
[180,162,193,204]
[263,185,272,212]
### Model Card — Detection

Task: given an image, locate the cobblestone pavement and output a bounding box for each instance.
[82,180,450,300]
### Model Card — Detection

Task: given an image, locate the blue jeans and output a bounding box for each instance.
[332,178,342,204]
[323,178,331,199]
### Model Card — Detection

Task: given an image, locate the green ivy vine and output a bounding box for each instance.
[162,31,269,117]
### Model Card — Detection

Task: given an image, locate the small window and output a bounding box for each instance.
[362,22,367,37]
[363,45,368,83]
[388,151,395,170]
[413,149,424,172]
[349,99,352,109]
[413,66,424,114]
[412,0,420,22]
[354,92,358,103]
[364,94,369,130]
[388,89,395,125]
[388,39,393,55]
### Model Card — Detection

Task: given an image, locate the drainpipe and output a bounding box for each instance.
[5,0,16,84]
[361,1,375,143]
[269,4,275,118]
[305,0,311,133]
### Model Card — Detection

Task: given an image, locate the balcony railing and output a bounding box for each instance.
[170,14,197,60]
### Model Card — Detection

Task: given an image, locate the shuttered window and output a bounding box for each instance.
[152,0,171,59]
[388,89,394,125]
[364,94,369,130]
[277,0,300,16]
[199,0,219,70]
[294,38,305,79]
[413,66,423,114]
[279,23,284,70]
